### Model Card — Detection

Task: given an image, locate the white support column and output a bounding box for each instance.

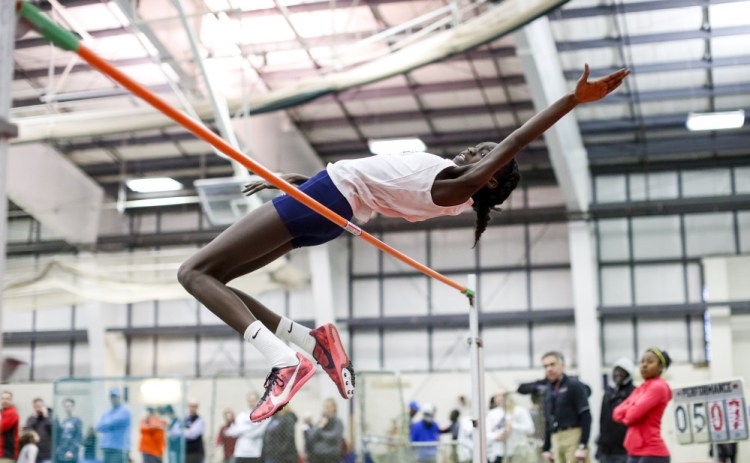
[703,258,734,380]
[0,1,18,370]
[568,221,602,440]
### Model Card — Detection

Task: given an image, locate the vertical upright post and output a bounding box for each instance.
[467,274,487,463]
[0,1,19,377]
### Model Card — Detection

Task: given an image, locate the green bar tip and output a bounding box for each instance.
[17,1,80,52]
[461,288,476,299]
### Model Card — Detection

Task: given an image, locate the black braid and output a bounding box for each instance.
[471,159,521,247]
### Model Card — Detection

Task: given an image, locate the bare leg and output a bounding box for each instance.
[177,202,294,334]
[223,241,296,332]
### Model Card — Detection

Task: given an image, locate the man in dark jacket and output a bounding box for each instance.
[597,358,636,463]
[26,398,53,463]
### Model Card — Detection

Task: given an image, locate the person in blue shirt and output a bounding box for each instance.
[410,403,440,463]
[95,388,131,463]
[56,398,83,463]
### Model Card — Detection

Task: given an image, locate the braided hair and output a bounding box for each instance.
[471,159,521,247]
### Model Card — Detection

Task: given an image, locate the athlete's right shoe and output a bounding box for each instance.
[310,323,356,399]
[250,352,315,422]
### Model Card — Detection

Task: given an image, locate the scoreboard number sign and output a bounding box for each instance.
[673,379,748,445]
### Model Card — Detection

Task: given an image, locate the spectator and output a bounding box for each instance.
[455,414,473,463]
[408,403,440,463]
[486,388,535,463]
[0,390,19,463]
[81,428,98,463]
[597,359,636,463]
[304,398,344,463]
[710,443,737,463]
[613,348,672,463]
[540,352,591,463]
[56,398,83,463]
[161,406,181,463]
[170,399,205,463]
[95,387,131,463]
[262,408,298,463]
[16,430,39,463]
[25,399,52,463]
[140,407,167,463]
[214,409,236,463]
[440,410,461,463]
[225,393,267,463]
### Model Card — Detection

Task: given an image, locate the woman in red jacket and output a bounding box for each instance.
[613,348,673,463]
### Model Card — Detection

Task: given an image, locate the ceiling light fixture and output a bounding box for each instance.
[368,138,427,155]
[126,177,183,193]
[686,110,745,131]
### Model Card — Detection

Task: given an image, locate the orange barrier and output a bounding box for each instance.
[76,45,474,300]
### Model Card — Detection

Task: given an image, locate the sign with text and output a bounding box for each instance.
[673,379,748,444]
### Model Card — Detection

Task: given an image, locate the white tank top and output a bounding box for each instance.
[326,152,474,223]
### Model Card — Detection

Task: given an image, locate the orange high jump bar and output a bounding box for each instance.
[16,1,475,300]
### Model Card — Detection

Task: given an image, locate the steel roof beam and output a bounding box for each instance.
[557,24,750,51]
[551,0,749,20]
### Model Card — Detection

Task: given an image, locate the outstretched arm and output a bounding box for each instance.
[242,173,310,197]
[453,65,629,197]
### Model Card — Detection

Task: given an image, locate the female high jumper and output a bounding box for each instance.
[178,65,630,421]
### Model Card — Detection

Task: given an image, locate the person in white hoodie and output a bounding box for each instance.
[486,388,535,463]
[225,393,268,463]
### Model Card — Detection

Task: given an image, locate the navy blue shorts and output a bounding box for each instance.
[271,170,353,248]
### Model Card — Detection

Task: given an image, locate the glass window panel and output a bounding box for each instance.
[529,223,570,264]
[479,225,527,267]
[160,211,200,232]
[39,306,71,331]
[158,299,198,326]
[531,270,573,310]
[480,272,527,312]
[432,329,471,371]
[3,310,34,331]
[432,275,474,315]
[384,331,428,371]
[105,303,129,329]
[7,219,34,243]
[686,263,703,303]
[382,231,427,273]
[130,301,155,328]
[532,324,576,367]
[682,169,732,197]
[352,236,379,274]
[634,264,685,305]
[33,343,71,381]
[602,319,635,366]
[685,213,736,257]
[156,339,197,376]
[527,186,566,208]
[632,216,682,259]
[383,277,428,316]
[629,172,679,200]
[600,266,633,306]
[598,219,630,262]
[431,229,476,270]
[736,167,750,194]
[690,316,707,364]
[595,175,627,203]
[73,343,90,378]
[636,318,689,364]
[129,338,155,376]
[351,280,381,318]
[200,338,240,376]
[483,325,531,369]
[739,212,750,254]
[352,330,381,371]
[288,285,314,321]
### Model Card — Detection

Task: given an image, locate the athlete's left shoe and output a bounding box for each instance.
[250,353,315,422]
[310,323,356,399]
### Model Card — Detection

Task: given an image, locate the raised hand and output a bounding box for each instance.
[574,64,630,104]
